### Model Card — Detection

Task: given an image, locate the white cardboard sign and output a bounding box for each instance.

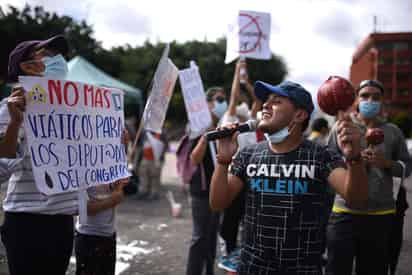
[225,10,272,63]
[179,61,212,138]
[20,76,129,195]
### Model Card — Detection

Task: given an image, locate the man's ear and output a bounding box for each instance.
[293,109,309,123]
[19,61,44,76]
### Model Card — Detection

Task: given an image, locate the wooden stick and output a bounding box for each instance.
[129,118,144,162]
[337,110,352,152]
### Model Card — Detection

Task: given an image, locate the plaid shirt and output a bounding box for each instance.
[230,140,344,274]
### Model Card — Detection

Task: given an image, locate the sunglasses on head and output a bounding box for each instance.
[358,80,384,94]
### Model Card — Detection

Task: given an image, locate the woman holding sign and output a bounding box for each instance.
[0,35,77,275]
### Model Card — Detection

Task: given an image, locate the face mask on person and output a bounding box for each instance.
[212,100,228,119]
[264,127,290,144]
[42,54,68,79]
[359,101,381,119]
[236,102,250,119]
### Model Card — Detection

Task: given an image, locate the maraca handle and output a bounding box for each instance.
[337,110,353,152]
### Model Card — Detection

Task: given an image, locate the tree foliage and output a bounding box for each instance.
[0,4,288,123]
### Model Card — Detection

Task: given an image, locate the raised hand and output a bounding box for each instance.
[111,178,129,204]
[336,112,362,160]
[215,124,239,165]
[7,86,26,126]
[121,128,130,146]
[239,58,248,83]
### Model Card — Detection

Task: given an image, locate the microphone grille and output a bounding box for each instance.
[246,120,258,131]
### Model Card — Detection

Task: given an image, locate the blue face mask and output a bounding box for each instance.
[42,54,68,79]
[359,101,381,119]
[264,127,290,144]
[212,101,228,119]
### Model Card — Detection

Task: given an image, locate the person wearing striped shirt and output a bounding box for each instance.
[0,35,77,275]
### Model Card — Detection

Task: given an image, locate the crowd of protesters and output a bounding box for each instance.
[184,59,411,275]
[0,34,410,275]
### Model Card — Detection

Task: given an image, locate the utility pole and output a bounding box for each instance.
[373,15,377,33]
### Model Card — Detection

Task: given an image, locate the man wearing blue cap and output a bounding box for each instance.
[0,35,75,275]
[210,80,369,274]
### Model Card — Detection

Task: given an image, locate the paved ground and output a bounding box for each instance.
[0,150,411,275]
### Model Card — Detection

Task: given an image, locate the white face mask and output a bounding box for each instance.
[264,127,290,144]
[236,102,250,119]
[42,54,68,79]
[212,100,228,119]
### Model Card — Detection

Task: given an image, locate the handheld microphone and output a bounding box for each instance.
[205,120,258,141]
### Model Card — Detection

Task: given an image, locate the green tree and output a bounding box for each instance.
[0,4,288,125]
[113,39,287,123]
[0,5,103,80]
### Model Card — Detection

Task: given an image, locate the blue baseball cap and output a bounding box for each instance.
[254,80,314,115]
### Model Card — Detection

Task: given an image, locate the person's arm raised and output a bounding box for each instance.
[227,60,242,117]
[328,114,368,207]
[244,78,261,119]
[190,135,208,165]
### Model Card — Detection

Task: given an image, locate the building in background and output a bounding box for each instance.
[350,32,412,117]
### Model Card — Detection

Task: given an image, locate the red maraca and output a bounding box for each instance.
[318,76,356,152]
[317,76,355,116]
[366,128,384,147]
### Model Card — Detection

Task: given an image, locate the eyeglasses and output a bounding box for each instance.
[358,80,384,94]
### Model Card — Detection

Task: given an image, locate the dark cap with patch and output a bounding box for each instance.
[7,35,69,82]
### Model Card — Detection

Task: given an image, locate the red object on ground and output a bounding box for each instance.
[366,128,385,146]
[317,76,355,116]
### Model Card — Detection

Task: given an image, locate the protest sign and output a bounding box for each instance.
[179,61,212,138]
[142,44,179,133]
[20,76,130,195]
[225,10,272,63]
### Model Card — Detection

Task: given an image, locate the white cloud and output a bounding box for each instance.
[1,0,411,97]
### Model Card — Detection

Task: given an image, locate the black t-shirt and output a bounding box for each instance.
[230,140,344,274]
[189,138,216,198]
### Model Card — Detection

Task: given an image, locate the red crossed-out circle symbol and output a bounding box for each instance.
[238,13,263,54]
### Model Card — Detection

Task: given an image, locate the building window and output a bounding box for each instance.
[378,72,392,82]
[396,58,410,65]
[379,57,393,65]
[397,73,410,83]
[398,89,410,96]
[378,42,393,50]
[394,42,409,50]
[384,88,392,98]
